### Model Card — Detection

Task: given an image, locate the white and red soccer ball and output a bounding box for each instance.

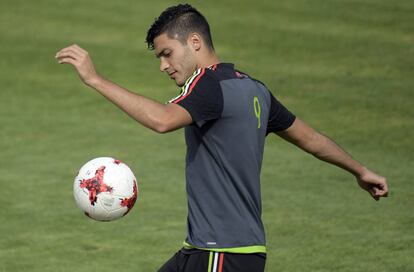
[73,157,138,221]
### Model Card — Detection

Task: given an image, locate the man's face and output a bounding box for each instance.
[154,33,197,87]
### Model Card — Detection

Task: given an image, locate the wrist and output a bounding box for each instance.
[354,166,369,179]
[84,74,103,87]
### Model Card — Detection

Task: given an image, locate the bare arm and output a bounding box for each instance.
[277,118,388,200]
[55,44,192,133]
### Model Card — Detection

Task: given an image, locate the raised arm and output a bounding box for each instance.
[55,44,192,133]
[277,118,388,201]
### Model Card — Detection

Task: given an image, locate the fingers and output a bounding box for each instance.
[55,44,90,68]
[369,187,380,201]
[72,44,88,54]
[375,188,389,198]
[58,57,77,65]
[55,44,87,61]
[56,49,80,60]
[56,51,78,65]
[369,183,388,201]
[55,44,98,85]
[375,179,388,198]
[358,170,388,201]
[380,179,389,197]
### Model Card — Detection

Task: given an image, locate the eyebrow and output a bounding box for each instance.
[155,49,165,58]
[155,49,170,58]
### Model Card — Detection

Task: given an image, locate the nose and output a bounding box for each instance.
[159,57,169,72]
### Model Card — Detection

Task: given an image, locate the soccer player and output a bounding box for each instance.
[56,4,388,272]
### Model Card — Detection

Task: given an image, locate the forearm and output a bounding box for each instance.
[86,75,172,133]
[278,118,367,178]
[304,132,366,178]
[278,119,388,200]
[55,45,184,133]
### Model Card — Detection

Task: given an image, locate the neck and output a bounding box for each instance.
[196,51,220,69]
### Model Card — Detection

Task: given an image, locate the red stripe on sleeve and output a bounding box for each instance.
[173,68,205,104]
[218,253,224,272]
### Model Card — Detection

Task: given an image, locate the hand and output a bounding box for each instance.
[55,44,99,86]
[356,168,388,201]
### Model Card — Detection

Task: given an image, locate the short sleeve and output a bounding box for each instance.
[169,68,223,127]
[266,91,296,134]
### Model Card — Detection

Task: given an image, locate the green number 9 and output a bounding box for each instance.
[253,96,261,128]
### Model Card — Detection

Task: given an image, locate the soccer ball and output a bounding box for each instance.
[73,157,138,221]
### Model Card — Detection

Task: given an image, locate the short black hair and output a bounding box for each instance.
[146,4,214,51]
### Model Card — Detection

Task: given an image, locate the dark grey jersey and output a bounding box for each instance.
[169,63,295,251]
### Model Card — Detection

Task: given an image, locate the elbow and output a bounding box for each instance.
[153,124,171,134]
[151,116,175,134]
[146,105,189,134]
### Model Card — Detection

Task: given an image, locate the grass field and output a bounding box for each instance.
[1,0,413,271]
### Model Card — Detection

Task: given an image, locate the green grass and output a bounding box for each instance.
[0,0,413,271]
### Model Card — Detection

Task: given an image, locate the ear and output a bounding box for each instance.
[188,33,202,51]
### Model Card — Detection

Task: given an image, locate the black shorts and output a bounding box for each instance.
[158,248,266,272]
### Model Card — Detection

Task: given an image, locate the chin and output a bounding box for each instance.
[175,79,185,87]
